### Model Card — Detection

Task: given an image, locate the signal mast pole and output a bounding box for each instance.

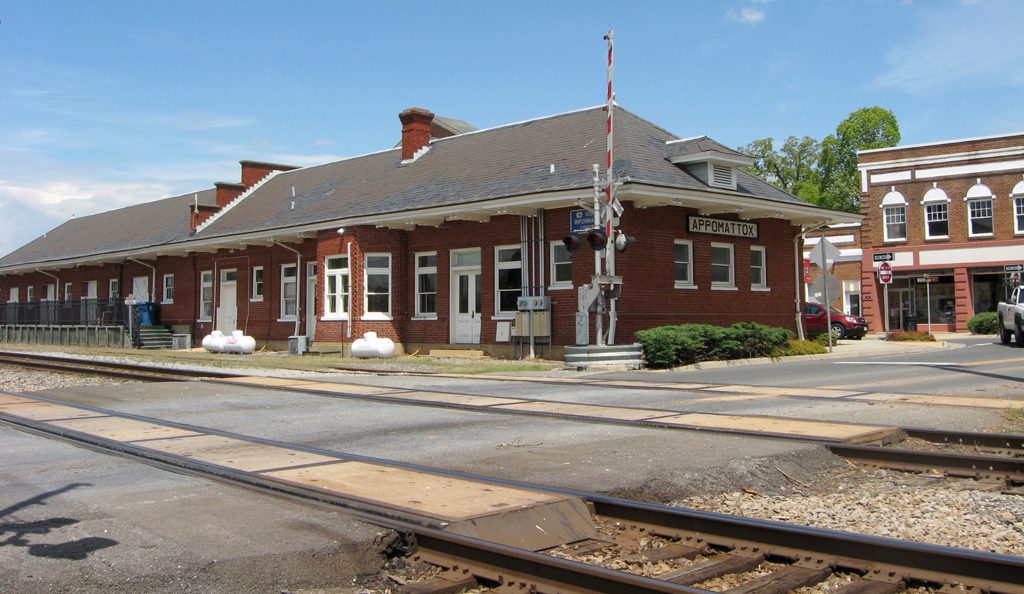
[603,30,618,345]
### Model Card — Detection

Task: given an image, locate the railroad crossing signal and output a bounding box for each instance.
[878,262,893,284]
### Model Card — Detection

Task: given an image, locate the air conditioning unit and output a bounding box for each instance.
[288,335,307,355]
[513,311,550,337]
[171,334,192,350]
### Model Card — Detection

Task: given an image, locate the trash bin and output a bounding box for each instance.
[138,302,154,326]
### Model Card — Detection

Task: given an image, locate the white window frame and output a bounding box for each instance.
[494,244,523,317]
[924,202,949,240]
[109,278,120,300]
[26,286,35,302]
[362,253,392,320]
[323,255,350,320]
[750,245,768,291]
[44,284,55,301]
[1015,196,1024,235]
[673,239,695,289]
[8,287,18,303]
[250,266,264,301]
[161,274,174,304]
[414,251,438,318]
[883,205,907,242]
[967,198,994,237]
[710,242,736,290]
[198,271,213,321]
[280,264,298,321]
[63,282,72,301]
[549,242,573,290]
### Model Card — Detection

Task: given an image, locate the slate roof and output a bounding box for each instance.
[195,106,811,240]
[664,135,749,161]
[0,189,216,269]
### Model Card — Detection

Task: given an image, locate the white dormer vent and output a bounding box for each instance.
[710,163,736,189]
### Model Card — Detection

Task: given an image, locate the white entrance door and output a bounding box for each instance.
[217,269,238,333]
[82,280,99,324]
[452,270,482,344]
[132,276,150,302]
[305,262,317,341]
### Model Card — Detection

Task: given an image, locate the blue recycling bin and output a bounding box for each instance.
[138,302,154,326]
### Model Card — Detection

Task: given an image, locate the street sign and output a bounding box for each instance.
[916,275,938,283]
[873,252,896,262]
[1012,271,1021,285]
[878,262,893,284]
[808,237,842,269]
[570,209,595,233]
[809,274,842,303]
[1005,264,1024,272]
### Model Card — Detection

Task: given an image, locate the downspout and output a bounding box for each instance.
[127,258,156,302]
[346,240,353,340]
[273,241,302,337]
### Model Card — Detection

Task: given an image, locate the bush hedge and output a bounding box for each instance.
[967,311,1000,335]
[635,322,792,368]
[779,339,827,356]
[886,331,937,342]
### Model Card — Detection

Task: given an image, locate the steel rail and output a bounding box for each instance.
[0,351,238,380]
[903,426,1024,451]
[2,390,1022,593]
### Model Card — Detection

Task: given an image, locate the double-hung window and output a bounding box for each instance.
[880,187,908,242]
[495,245,522,316]
[323,256,350,318]
[363,254,391,319]
[280,264,298,320]
[1015,196,1024,235]
[415,252,437,317]
[162,274,174,304]
[921,184,949,239]
[710,243,735,289]
[26,286,34,302]
[63,282,72,301]
[750,246,767,290]
[549,242,572,289]
[251,266,264,301]
[199,271,213,320]
[109,279,120,300]
[968,199,994,236]
[673,240,694,288]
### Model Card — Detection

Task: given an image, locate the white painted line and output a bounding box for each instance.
[832,362,962,367]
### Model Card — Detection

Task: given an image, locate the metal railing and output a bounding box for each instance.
[1,299,129,327]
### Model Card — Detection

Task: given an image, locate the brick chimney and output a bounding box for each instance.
[239,160,299,187]
[399,107,434,161]
[214,181,247,208]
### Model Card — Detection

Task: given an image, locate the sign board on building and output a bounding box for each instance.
[570,209,595,233]
[873,252,895,262]
[916,275,938,283]
[878,262,893,284]
[1005,264,1024,273]
[687,216,758,239]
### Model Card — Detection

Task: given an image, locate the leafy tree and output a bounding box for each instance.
[818,106,900,212]
[739,135,820,202]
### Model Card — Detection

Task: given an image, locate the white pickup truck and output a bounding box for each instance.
[997,285,1024,346]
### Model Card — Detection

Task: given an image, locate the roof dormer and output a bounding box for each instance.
[665,136,754,191]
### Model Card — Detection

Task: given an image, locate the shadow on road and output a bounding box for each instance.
[1,482,118,559]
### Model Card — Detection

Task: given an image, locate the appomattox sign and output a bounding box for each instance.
[688,216,758,239]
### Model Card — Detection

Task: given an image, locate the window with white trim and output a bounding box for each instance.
[109,279,120,300]
[710,243,735,288]
[280,264,298,320]
[883,206,907,241]
[550,242,572,288]
[162,274,174,304]
[363,253,391,318]
[673,240,694,288]
[199,271,213,320]
[63,282,72,301]
[251,266,264,301]
[26,286,34,302]
[968,199,993,236]
[1015,197,1024,234]
[750,246,767,290]
[415,252,437,317]
[323,255,350,318]
[8,287,18,302]
[924,203,949,239]
[495,245,522,315]
[45,284,55,301]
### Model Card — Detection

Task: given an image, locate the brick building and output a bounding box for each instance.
[857,133,1024,333]
[0,106,856,355]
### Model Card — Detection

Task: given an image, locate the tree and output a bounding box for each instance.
[818,106,900,212]
[739,135,820,203]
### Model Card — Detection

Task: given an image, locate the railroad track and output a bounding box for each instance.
[1,390,1021,594]
[3,350,1024,487]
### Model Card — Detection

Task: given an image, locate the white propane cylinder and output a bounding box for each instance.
[202,330,224,352]
[202,330,256,354]
[351,331,396,358]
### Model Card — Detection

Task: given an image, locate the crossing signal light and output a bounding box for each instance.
[562,232,582,253]
[586,228,607,250]
[614,232,636,253]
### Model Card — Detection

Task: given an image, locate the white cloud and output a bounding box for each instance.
[875,3,1024,94]
[728,7,766,24]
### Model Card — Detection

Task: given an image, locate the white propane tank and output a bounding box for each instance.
[202,330,256,354]
[351,331,396,358]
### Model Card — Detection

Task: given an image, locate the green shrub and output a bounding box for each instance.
[813,332,837,347]
[636,322,793,368]
[967,311,1000,335]
[886,331,937,342]
[778,338,827,356]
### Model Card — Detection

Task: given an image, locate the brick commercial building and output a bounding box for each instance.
[0,106,856,356]
[857,133,1024,333]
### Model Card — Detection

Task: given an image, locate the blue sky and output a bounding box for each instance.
[2,0,1022,257]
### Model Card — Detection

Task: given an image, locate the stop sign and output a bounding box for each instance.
[878,262,893,284]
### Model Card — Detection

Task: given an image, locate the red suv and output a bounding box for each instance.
[803,302,868,340]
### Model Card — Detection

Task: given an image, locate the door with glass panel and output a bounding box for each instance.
[450,249,482,344]
[217,269,238,333]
